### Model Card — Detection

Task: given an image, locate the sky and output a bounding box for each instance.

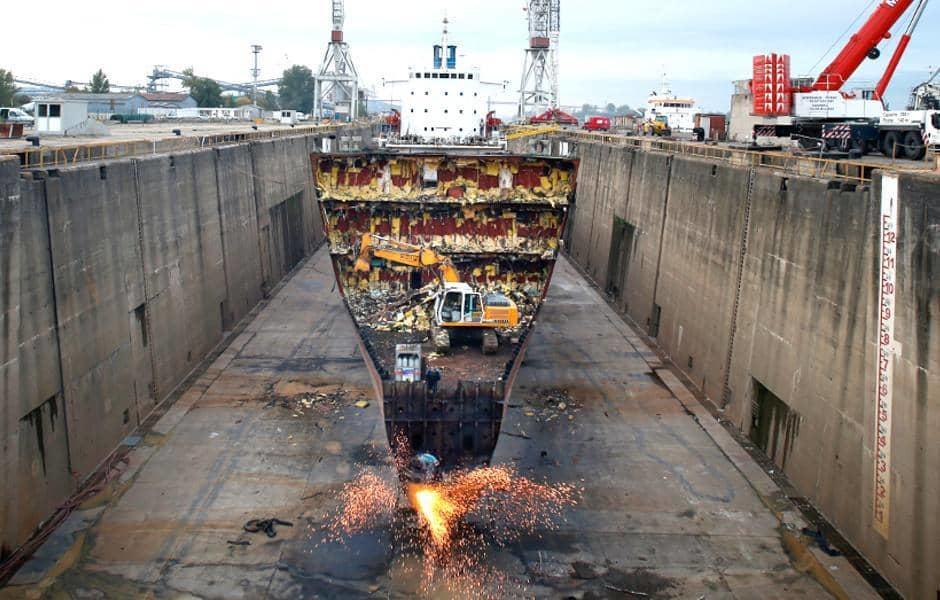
[2,0,937,114]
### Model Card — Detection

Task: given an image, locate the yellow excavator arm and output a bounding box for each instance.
[355,233,461,283]
[354,234,521,332]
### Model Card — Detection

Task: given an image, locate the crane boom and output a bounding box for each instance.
[874,0,929,99]
[812,0,916,92]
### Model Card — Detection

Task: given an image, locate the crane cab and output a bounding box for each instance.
[434,283,519,329]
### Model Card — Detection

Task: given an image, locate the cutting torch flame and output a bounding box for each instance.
[412,487,457,547]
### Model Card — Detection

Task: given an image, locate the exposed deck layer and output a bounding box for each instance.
[314,152,578,469]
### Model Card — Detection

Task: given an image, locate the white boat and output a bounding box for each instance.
[646,77,702,133]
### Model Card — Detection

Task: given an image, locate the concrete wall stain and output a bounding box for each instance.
[568,142,940,600]
[0,131,334,561]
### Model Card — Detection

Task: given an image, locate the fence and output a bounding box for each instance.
[0,123,353,169]
[557,130,933,184]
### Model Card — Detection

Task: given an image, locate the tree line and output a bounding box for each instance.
[574,103,640,120]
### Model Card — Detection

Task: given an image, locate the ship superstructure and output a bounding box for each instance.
[646,76,702,133]
[386,19,505,147]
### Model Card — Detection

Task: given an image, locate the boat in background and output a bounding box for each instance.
[646,75,703,134]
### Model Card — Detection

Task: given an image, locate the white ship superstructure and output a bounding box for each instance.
[397,20,493,144]
[646,77,702,133]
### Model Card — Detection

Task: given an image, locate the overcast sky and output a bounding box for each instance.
[2,0,937,113]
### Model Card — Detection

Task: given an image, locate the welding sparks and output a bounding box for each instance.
[321,461,581,597]
[410,487,455,546]
[406,466,513,550]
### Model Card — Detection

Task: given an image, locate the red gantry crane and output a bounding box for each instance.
[754,0,936,158]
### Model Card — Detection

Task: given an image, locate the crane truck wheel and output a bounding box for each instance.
[903,131,926,160]
[882,131,901,158]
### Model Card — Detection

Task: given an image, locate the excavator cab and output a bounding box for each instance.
[437,284,485,326]
[433,283,518,354]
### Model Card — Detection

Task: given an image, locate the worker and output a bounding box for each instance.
[410,453,441,483]
[425,367,442,396]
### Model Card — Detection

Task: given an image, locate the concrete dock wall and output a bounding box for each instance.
[0,133,326,560]
[567,143,939,599]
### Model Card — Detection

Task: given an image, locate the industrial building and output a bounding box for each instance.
[32,96,91,135]
[31,92,197,117]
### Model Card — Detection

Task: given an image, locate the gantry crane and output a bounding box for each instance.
[518,0,561,120]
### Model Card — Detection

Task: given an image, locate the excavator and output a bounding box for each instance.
[354,233,520,354]
[641,116,672,137]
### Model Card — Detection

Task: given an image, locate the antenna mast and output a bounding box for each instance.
[250,44,263,105]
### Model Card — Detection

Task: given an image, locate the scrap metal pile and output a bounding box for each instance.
[314,155,574,204]
[346,281,543,334]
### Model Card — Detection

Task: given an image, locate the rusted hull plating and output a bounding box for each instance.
[313,152,578,470]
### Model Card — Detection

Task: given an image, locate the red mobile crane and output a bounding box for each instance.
[755,0,931,156]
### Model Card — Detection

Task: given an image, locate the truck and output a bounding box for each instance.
[752,0,935,159]
[877,110,940,159]
[876,66,940,159]
[582,116,611,132]
[0,107,34,126]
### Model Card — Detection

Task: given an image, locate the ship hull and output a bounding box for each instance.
[313,151,578,470]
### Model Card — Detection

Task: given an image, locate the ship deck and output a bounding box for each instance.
[1,247,872,599]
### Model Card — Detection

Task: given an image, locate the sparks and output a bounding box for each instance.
[322,459,581,598]
[411,487,456,547]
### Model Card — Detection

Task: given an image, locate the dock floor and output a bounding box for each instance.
[3,248,860,599]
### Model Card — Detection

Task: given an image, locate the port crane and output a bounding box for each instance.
[756,0,938,159]
[314,0,360,121]
[354,234,520,353]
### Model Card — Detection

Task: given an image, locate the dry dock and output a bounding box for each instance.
[1,249,867,599]
[2,129,937,598]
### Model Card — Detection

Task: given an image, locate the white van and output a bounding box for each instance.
[0,107,34,125]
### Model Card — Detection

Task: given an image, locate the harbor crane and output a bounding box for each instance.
[518,0,561,120]
[314,0,360,121]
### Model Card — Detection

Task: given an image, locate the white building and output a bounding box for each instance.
[34,97,90,135]
[140,106,264,121]
[398,23,489,142]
